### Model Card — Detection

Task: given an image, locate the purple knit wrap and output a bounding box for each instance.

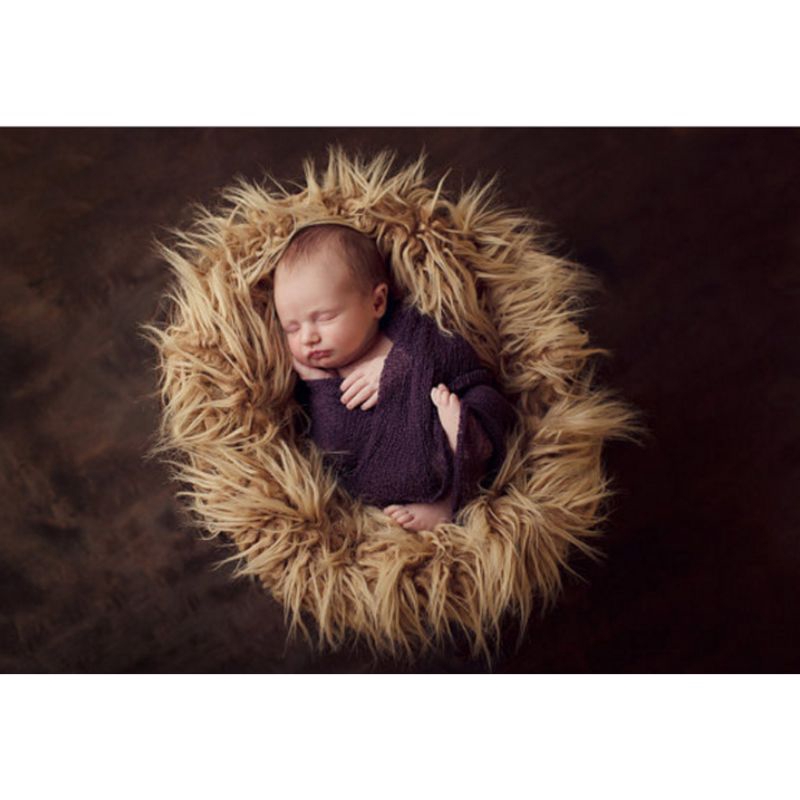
[297,302,517,513]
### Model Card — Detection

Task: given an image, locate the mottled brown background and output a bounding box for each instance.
[1,128,798,672]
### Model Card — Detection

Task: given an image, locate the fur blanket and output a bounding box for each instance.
[145,147,638,660]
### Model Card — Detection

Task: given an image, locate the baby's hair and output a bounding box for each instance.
[276,223,390,296]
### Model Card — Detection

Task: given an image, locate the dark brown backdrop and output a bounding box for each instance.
[1,128,798,672]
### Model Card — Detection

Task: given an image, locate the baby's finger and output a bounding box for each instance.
[340,375,365,397]
[345,384,375,410]
[340,377,367,404]
[339,371,363,393]
[361,391,379,410]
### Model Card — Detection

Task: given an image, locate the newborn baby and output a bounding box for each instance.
[273,222,516,532]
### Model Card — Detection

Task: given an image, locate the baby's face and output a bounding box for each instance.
[273,243,387,371]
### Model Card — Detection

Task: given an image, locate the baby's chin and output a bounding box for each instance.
[301,350,343,370]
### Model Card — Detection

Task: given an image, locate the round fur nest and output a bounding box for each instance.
[146,147,638,661]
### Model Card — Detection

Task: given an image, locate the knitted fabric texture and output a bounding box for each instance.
[300,300,518,514]
[145,147,640,661]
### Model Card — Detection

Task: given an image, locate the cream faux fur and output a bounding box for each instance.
[144,146,639,661]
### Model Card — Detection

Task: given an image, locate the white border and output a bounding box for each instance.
[2,2,798,124]
[1,676,798,799]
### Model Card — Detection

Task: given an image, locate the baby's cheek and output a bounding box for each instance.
[335,322,359,347]
[286,337,302,361]
[324,326,343,348]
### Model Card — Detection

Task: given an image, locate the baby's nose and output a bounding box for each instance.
[300,325,320,344]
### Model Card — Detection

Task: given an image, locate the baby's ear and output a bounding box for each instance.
[373,282,389,316]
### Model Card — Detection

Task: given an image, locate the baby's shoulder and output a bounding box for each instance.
[391,302,482,372]
[390,302,458,343]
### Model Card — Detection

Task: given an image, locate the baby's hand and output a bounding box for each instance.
[292,356,335,382]
[340,355,387,411]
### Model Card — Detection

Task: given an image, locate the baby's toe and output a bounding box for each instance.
[431,384,450,405]
[385,505,413,525]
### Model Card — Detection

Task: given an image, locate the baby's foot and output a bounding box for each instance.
[383,498,452,532]
[431,383,460,453]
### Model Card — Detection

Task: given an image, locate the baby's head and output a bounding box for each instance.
[273,223,390,371]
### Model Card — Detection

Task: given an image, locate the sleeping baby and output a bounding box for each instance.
[272,222,516,532]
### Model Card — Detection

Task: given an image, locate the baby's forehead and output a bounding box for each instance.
[275,245,353,289]
[274,253,356,313]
